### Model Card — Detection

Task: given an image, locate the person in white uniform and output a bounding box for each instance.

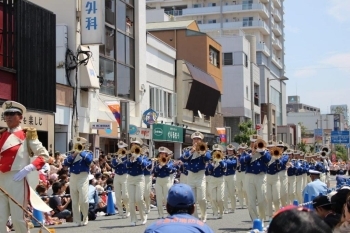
[236,143,248,209]
[223,144,237,213]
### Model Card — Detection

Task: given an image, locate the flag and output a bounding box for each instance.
[105,101,120,125]
[216,127,226,145]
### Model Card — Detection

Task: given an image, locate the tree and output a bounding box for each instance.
[309,145,315,153]
[297,140,307,152]
[233,120,256,145]
[335,144,348,161]
[298,122,307,138]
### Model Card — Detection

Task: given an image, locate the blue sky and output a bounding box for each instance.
[284,0,350,114]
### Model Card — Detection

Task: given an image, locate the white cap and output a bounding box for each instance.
[191,131,204,140]
[309,169,322,175]
[2,101,26,114]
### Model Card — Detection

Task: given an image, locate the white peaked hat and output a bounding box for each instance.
[191,131,204,140]
[130,137,143,145]
[118,141,128,148]
[2,101,26,114]
[73,136,87,145]
[250,134,260,142]
[212,144,223,151]
[266,140,275,148]
[226,144,235,151]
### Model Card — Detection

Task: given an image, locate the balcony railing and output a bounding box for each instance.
[200,20,270,35]
[272,54,283,69]
[164,10,183,16]
[273,0,282,8]
[182,6,220,16]
[223,3,269,18]
[272,24,282,36]
[256,43,270,56]
[272,38,282,50]
[273,9,282,22]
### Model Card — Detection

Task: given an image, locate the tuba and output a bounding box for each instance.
[212,150,224,163]
[196,142,208,155]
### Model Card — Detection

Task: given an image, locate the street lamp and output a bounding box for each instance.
[267,76,288,140]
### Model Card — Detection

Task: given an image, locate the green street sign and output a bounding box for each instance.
[152,123,183,143]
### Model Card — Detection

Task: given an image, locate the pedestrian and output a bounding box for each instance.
[144,183,214,233]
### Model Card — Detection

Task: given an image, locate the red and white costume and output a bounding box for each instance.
[0,126,48,233]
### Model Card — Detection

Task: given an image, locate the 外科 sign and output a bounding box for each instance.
[331,130,349,144]
[152,124,183,143]
[81,0,105,45]
[91,122,112,129]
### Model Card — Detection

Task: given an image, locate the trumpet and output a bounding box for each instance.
[212,150,224,162]
[196,142,208,155]
[130,145,142,156]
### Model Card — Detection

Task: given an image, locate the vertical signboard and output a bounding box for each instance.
[81,0,105,45]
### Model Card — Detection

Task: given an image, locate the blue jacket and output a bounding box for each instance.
[287,160,297,176]
[126,156,150,176]
[225,157,237,176]
[180,150,211,173]
[206,161,227,178]
[143,156,153,176]
[153,162,177,178]
[279,154,289,171]
[111,156,128,175]
[267,158,284,175]
[180,163,189,176]
[64,151,93,174]
[240,150,271,174]
[144,213,214,233]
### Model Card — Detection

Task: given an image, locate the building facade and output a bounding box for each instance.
[0,0,56,153]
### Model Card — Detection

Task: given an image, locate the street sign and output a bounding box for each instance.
[91,122,112,129]
[256,124,262,130]
[129,124,138,135]
[314,129,323,143]
[331,130,349,144]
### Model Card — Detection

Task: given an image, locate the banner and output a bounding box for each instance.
[216,127,226,145]
[105,101,120,125]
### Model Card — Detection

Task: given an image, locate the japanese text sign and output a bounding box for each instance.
[81,0,104,45]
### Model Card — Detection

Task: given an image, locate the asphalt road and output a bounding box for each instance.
[31,176,340,233]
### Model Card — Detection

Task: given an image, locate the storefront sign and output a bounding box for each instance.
[0,109,50,131]
[137,127,151,139]
[142,108,158,126]
[81,0,104,45]
[152,124,183,143]
[129,124,138,135]
[91,122,112,129]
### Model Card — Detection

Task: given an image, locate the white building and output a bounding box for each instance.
[146,0,287,141]
[31,0,148,154]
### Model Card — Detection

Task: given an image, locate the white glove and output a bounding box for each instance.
[13,164,36,181]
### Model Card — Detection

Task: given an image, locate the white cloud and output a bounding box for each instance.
[293,66,318,78]
[328,0,350,22]
[321,53,350,73]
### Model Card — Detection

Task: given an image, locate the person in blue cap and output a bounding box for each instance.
[144,183,214,233]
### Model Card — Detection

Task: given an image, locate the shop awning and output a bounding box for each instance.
[185,62,221,117]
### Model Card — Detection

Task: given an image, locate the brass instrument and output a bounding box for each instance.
[73,142,84,153]
[212,150,224,162]
[130,144,142,161]
[158,155,170,166]
[254,139,267,152]
[117,148,128,158]
[320,151,328,157]
[270,146,283,159]
[196,142,208,155]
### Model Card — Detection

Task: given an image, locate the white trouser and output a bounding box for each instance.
[155,176,172,218]
[278,170,288,207]
[187,170,207,221]
[70,172,89,224]
[266,174,280,218]
[295,175,304,204]
[287,176,296,204]
[236,171,247,208]
[180,173,188,184]
[144,175,152,212]
[127,175,146,223]
[0,171,29,233]
[223,174,236,212]
[113,173,129,216]
[209,176,225,217]
[245,173,266,221]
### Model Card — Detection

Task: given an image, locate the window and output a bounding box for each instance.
[208,19,216,24]
[223,53,233,65]
[117,63,135,100]
[193,4,201,8]
[99,26,115,59]
[242,0,253,10]
[197,20,202,24]
[149,87,177,119]
[246,86,249,100]
[244,53,248,67]
[209,46,220,67]
[105,0,116,25]
[270,87,282,125]
[243,17,253,27]
[117,0,134,37]
[208,3,216,6]
[99,58,115,96]
[117,32,134,66]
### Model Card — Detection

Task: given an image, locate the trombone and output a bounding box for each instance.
[196,142,208,155]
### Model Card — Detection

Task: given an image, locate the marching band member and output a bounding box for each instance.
[126,137,149,226]
[320,146,331,187]
[236,143,248,209]
[206,144,227,219]
[63,136,93,226]
[240,135,271,222]
[180,131,211,222]
[276,141,289,207]
[266,145,284,220]
[142,146,153,214]
[205,159,213,217]
[223,144,237,213]
[153,147,176,219]
[300,152,309,190]
[179,161,189,184]
[293,151,304,204]
[0,101,49,233]
[111,141,130,218]
[286,150,297,204]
